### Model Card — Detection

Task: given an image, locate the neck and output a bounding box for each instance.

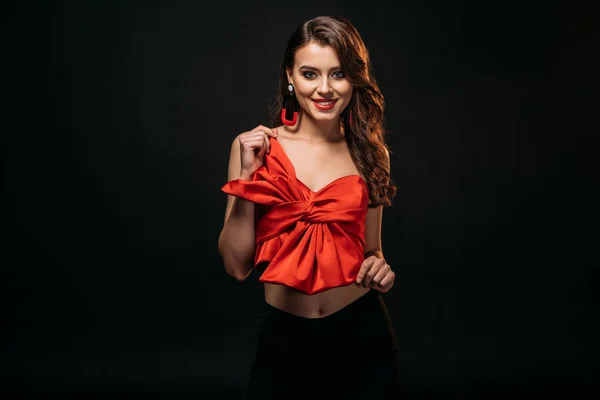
[293,113,343,142]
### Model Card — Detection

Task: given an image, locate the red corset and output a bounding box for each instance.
[221,137,369,295]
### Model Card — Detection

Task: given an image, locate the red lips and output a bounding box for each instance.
[312,98,338,111]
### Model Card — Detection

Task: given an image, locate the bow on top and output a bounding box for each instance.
[221,137,369,295]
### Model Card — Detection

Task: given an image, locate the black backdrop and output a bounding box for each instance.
[2,1,598,398]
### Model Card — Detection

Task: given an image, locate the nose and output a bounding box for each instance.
[317,77,333,96]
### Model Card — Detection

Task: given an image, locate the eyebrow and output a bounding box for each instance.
[299,65,343,71]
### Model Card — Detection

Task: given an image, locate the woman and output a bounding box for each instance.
[218,16,400,399]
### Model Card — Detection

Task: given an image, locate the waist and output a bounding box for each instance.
[255,286,399,366]
[264,281,373,319]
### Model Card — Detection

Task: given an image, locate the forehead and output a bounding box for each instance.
[293,42,340,68]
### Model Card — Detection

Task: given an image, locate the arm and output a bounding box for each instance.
[217,134,257,281]
[363,205,384,260]
[356,148,395,292]
[364,146,390,260]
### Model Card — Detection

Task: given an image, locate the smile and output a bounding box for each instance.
[312,99,338,111]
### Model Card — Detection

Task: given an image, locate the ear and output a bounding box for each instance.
[286,67,294,85]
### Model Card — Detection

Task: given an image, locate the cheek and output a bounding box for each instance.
[333,79,352,92]
[294,81,315,98]
[335,82,353,103]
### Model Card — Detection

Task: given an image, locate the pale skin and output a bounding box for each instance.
[218,41,395,318]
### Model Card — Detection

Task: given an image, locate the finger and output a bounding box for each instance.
[253,125,277,137]
[262,131,270,154]
[241,137,266,151]
[362,260,384,287]
[356,256,375,284]
[377,271,395,291]
[252,125,278,138]
[256,143,267,158]
[252,137,268,158]
[249,130,271,154]
[246,131,270,155]
[239,137,255,152]
[370,263,390,286]
[241,138,267,160]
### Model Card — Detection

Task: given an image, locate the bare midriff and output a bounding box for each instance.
[264,282,372,319]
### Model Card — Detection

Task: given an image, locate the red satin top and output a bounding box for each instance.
[221,137,369,295]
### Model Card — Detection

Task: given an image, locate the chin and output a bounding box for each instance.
[311,114,340,123]
[308,107,341,120]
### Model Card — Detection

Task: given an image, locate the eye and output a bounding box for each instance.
[302,71,317,79]
[332,70,345,78]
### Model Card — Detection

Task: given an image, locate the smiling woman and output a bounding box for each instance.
[291,44,353,117]
[218,16,400,399]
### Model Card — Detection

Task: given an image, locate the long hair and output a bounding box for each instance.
[269,16,396,207]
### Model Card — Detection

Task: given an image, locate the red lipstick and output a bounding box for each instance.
[312,98,338,111]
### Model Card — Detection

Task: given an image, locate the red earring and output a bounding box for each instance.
[281,83,299,126]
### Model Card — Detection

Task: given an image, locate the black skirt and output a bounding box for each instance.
[243,289,401,400]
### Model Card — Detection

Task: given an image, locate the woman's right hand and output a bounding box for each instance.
[238,125,279,179]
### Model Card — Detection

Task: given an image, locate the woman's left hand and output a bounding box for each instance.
[356,255,395,293]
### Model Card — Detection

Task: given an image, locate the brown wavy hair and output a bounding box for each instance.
[269,16,396,207]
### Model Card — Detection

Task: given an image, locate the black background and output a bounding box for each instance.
[2,1,598,398]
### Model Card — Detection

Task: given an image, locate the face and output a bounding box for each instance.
[287,42,353,124]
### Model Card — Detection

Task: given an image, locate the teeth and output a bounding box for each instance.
[316,101,334,105]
